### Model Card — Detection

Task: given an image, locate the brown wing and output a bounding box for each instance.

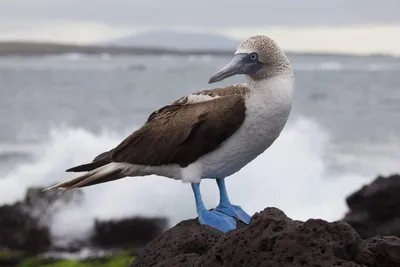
[65,84,249,173]
[110,94,246,167]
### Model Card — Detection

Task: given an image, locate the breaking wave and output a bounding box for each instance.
[0,117,377,244]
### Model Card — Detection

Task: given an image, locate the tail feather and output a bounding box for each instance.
[44,163,125,191]
[66,151,112,172]
[66,160,110,172]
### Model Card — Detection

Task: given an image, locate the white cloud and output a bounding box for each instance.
[223,25,400,56]
[0,20,134,44]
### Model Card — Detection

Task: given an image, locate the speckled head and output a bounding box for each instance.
[208,35,292,84]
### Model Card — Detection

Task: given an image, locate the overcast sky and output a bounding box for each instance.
[1,0,399,28]
[0,0,399,54]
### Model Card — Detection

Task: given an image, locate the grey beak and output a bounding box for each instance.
[208,54,249,84]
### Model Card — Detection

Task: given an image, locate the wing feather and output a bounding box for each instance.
[65,84,250,172]
[111,94,246,167]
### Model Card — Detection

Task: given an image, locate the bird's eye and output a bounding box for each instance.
[250,53,258,60]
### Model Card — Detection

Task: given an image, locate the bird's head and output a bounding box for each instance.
[208,35,291,84]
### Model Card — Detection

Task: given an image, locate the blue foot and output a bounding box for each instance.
[215,204,251,224]
[197,208,237,233]
[191,182,237,233]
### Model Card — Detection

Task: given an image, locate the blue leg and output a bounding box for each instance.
[213,178,251,224]
[191,183,236,233]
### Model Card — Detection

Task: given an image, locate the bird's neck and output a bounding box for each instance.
[245,72,294,99]
[245,72,294,115]
[241,73,294,141]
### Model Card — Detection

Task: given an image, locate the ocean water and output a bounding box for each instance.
[0,53,400,244]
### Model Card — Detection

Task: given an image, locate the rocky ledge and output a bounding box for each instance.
[131,207,400,267]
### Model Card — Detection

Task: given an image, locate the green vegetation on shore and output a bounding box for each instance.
[0,250,134,267]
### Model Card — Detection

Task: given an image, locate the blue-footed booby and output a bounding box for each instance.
[45,35,294,233]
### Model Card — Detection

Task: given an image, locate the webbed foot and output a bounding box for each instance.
[197,208,237,233]
[215,204,251,224]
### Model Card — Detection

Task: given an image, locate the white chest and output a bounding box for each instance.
[200,77,294,178]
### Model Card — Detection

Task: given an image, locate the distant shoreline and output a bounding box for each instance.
[0,41,397,58]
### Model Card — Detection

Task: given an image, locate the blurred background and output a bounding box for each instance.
[1,0,400,266]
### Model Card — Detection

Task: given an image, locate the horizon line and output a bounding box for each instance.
[0,40,398,58]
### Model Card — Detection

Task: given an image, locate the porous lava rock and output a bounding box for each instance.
[130,219,224,267]
[344,174,400,238]
[131,207,400,267]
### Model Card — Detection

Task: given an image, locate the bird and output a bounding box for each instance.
[45,35,294,233]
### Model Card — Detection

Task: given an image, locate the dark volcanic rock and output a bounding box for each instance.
[131,219,223,267]
[91,217,167,249]
[0,204,51,254]
[344,174,400,238]
[0,187,81,254]
[131,207,400,267]
[0,186,168,256]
